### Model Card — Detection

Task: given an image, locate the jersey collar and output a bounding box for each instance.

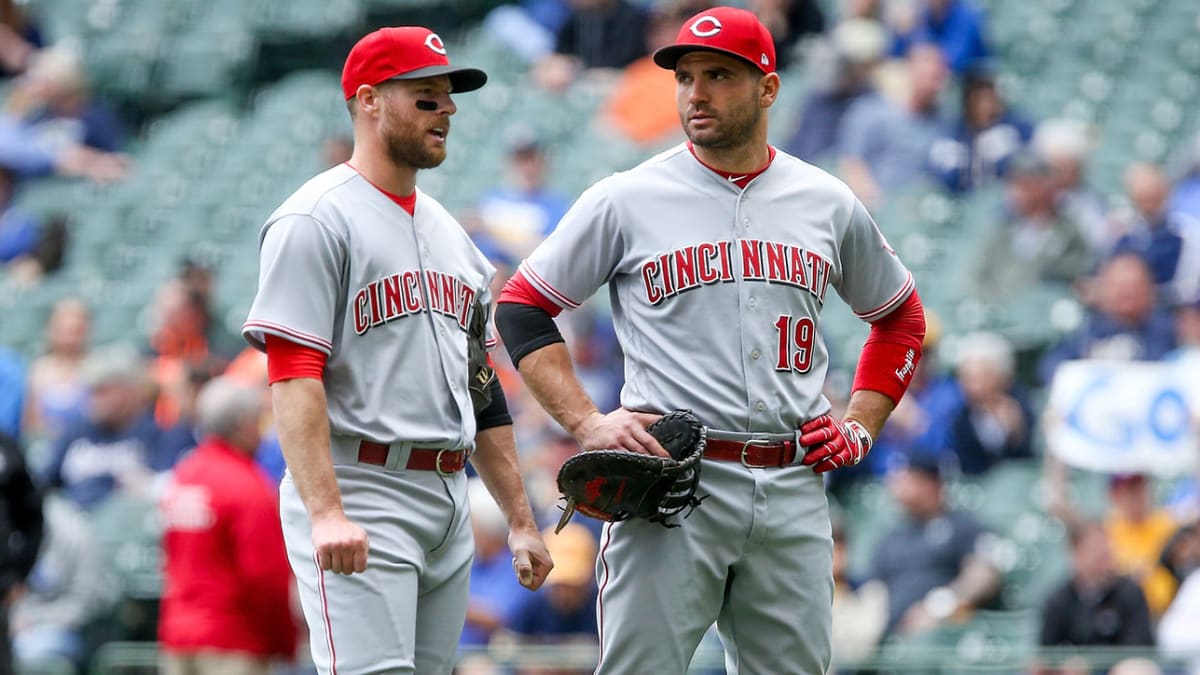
[686,142,776,191]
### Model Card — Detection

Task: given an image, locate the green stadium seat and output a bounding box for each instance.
[89,495,164,601]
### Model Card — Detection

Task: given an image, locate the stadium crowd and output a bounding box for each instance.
[1,0,1199,673]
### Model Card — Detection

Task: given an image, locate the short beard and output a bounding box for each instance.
[685,100,761,150]
[382,113,445,170]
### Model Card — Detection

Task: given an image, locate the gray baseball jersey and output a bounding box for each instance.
[519,144,913,674]
[243,162,495,674]
[522,144,912,430]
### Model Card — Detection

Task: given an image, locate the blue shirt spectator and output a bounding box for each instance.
[0,204,39,262]
[1170,172,1200,222]
[891,0,990,74]
[838,44,948,203]
[461,547,526,647]
[510,584,599,639]
[554,0,649,70]
[872,455,1000,636]
[0,48,128,182]
[1110,163,1199,304]
[0,347,25,439]
[509,522,599,643]
[1038,254,1177,384]
[42,345,188,510]
[475,133,570,261]
[44,411,189,511]
[1112,223,1183,287]
[931,69,1033,193]
[784,18,888,165]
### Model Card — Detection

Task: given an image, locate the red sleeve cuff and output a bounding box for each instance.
[852,290,926,404]
[265,333,327,384]
[498,270,563,317]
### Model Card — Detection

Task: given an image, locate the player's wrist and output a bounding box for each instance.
[567,409,603,438]
[309,504,348,522]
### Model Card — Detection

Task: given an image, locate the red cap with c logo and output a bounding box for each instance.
[341,26,487,100]
[652,7,776,74]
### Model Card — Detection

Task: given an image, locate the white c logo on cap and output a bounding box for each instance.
[689,16,722,38]
[424,33,447,55]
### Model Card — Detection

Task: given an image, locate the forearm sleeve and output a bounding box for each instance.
[495,301,565,368]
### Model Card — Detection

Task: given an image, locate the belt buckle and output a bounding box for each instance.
[434,449,453,477]
[740,438,772,468]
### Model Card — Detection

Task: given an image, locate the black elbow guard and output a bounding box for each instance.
[474,377,512,431]
[494,301,565,368]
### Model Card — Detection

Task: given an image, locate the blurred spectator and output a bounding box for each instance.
[462,478,527,652]
[600,0,711,148]
[1169,132,1200,221]
[146,276,238,430]
[219,348,286,487]
[1032,118,1111,254]
[837,43,948,206]
[320,135,353,169]
[0,47,128,183]
[1110,163,1197,304]
[475,130,571,261]
[1168,296,1200,362]
[508,522,598,656]
[176,257,244,359]
[0,346,24,439]
[972,151,1091,297]
[871,453,1001,637]
[1104,473,1179,619]
[10,495,107,668]
[1038,520,1153,653]
[23,297,89,442]
[536,0,649,91]
[159,377,297,674]
[0,432,44,675]
[0,0,42,76]
[0,165,39,261]
[889,0,990,75]
[555,0,647,68]
[1159,521,1200,588]
[945,332,1033,476]
[1038,253,1176,384]
[748,0,824,71]
[783,18,887,165]
[930,67,1033,193]
[484,0,572,63]
[42,344,189,511]
[830,519,887,671]
[1158,523,1200,672]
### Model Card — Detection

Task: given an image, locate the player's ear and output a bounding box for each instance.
[759,72,781,108]
[354,84,382,118]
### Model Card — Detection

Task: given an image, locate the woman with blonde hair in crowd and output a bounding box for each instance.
[23,297,90,442]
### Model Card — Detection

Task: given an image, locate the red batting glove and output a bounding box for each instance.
[798,415,873,474]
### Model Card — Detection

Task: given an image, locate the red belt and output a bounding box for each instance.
[357,441,468,474]
[704,438,797,468]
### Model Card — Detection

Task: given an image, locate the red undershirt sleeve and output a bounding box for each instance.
[852,290,926,404]
[265,333,327,384]
[498,270,563,317]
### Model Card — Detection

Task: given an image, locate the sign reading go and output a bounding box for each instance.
[1044,359,1199,476]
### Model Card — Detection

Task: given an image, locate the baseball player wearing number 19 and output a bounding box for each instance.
[495,7,927,674]
[242,27,552,675]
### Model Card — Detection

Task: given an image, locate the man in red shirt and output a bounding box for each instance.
[159,377,297,674]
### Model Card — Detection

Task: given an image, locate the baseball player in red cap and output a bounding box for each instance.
[242,26,552,674]
[495,6,927,673]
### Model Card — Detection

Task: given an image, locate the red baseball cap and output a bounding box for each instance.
[653,7,776,74]
[341,26,487,100]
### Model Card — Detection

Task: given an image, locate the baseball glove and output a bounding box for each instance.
[466,298,495,413]
[554,409,707,533]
